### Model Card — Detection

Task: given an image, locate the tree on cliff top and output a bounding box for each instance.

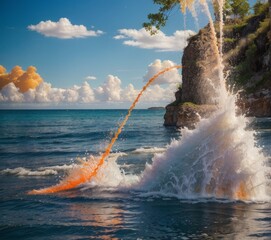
[143,0,250,33]
[253,0,269,15]
[143,0,178,34]
[229,0,250,18]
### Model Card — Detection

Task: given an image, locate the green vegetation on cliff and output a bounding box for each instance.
[223,3,270,93]
[171,2,270,108]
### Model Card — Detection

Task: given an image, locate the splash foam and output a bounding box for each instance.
[136,95,270,201]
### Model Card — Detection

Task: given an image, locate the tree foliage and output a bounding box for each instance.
[253,0,269,15]
[143,0,251,34]
[143,0,179,34]
[229,0,250,18]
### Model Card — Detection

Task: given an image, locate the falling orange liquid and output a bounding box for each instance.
[28,65,182,195]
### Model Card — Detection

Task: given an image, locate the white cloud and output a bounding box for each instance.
[28,18,103,39]
[95,75,122,101]
[0,83,24,102]
[85,76,97,81]
[114,28,195,52]
[78,82,95,103]
[0,81,95,103]
[0,79,176,105]
[0,61,179,107]
[122,84,138,102]
[143,59,182,85]
[140,83,177,102]
[113,35,126,40]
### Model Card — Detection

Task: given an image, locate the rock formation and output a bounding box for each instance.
[182,25,220,105]
[164,7,271,128]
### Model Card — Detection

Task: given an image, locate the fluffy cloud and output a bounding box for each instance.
[95,75,122,101]
[143,59,182,85]
[28,18,103,39]
[0,65,6,74]
[114,28,195,52]
[0,59,179,106]
[0,82,24,102]
[0,76,176,105]
[0,65,43,93]
[122,84,138,102]
[140,83,177,102]
[78,82,95,103]
[0,81,95,103]
[85,76,97,81]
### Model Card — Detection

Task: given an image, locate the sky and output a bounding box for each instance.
[0,0,257,109]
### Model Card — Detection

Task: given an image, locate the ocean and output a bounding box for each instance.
[0,109,270,239]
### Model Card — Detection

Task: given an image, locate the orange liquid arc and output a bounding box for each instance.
[28,65,182,195]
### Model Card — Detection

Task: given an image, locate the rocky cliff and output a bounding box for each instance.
[181,25,220,105]
[164,6,271,128]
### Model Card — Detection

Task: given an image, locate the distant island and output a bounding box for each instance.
[148,107,165,110]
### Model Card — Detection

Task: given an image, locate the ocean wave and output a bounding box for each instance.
[0,152,128,178]
[0,164,77,177]
[131,147,166,154]
[109,152,128,158]
[1,167,58,176]
[38,164,77,171]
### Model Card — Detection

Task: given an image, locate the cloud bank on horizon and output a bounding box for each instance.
[0,60,181,106]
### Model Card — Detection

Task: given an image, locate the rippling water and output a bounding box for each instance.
[0,110,270,239]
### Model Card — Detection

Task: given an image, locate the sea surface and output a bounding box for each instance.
[0,109,270,239]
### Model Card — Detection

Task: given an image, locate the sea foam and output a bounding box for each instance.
[135,95,270,201]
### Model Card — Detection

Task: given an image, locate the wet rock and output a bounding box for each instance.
[164,103,217,129]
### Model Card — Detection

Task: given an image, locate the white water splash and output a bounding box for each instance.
[136,94,270,201]
[132,147,166,154]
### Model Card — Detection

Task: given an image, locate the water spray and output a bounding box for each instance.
[28,65,182,194]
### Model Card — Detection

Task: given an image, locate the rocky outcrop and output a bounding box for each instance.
[238,89,271,117]
[181,26,220,105]
[164,7,271,128]
[164,25,222,129]
[164,102,218,129]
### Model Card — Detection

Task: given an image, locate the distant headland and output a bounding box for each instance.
[148,107,165,110]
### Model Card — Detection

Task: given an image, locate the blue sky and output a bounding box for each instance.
[0,0,257,108]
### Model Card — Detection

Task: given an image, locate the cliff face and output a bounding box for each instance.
[164,8,271,128]
[238,90,271,117]
[164,102,218,128]
[181,26,220,105]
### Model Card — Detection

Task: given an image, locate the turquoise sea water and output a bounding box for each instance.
[0,110,270,239]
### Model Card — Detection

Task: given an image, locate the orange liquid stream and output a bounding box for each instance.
[28,65,182,195]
